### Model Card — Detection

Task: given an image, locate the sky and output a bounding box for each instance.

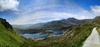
[0,0,100,25]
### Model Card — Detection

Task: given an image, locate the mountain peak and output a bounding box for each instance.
[67,17,77,20]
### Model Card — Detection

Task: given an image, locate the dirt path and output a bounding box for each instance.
[82,27,100,47]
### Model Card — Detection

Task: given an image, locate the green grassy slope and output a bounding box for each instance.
[0,18,35,47]
[31,24,94,47]
[94,16,100,35]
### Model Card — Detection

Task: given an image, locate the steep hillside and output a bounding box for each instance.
[94,16,100,36]
[32,16,100,47]
[0,18,35,47]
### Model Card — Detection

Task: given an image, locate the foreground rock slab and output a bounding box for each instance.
[82,27,100,47]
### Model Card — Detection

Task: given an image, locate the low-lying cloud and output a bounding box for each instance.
[11,11,91,25]
[91,5,100,16]
[0,0,19,11]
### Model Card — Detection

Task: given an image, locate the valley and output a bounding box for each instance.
[0,16,100,47]
[0,0,100,47]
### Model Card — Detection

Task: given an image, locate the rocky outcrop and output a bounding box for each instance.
[0,18,13,31]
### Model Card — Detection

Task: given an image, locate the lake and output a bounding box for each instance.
[21,30,63,39]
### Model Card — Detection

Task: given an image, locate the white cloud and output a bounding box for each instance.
[91,5,100,16]
[10,0,100,25]
[10,11,90,25]
[0,0,19,11]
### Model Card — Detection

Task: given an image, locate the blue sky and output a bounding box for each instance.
[0,0,100,25]
[72,0,100,10]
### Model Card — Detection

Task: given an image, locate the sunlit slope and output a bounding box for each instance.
[0,18,34,47]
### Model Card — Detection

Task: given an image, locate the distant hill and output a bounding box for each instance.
[89,16,100,26]
[12,24,33,29]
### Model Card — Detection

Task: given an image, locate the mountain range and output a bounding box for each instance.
[13,18,91,29]
[13,17,91,34]
[1,16,100,47]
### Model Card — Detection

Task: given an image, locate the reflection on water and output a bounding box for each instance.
[51,30,63,35]
[21,30,63,39]
[21,33,49,38]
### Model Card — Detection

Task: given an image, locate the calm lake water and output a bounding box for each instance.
[21,30,63,39]
[51,30,63,35]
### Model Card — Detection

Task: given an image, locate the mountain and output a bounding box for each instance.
[29,18,91,29]
[13,18,91,34]
[13,18,91,30]
[39,18,91,29]
[7,16,100,47]
[0,18,35,47]
[29,16,99,47]
[27,23,46,29]
[12,24,33,29]
[89,16,100,25]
